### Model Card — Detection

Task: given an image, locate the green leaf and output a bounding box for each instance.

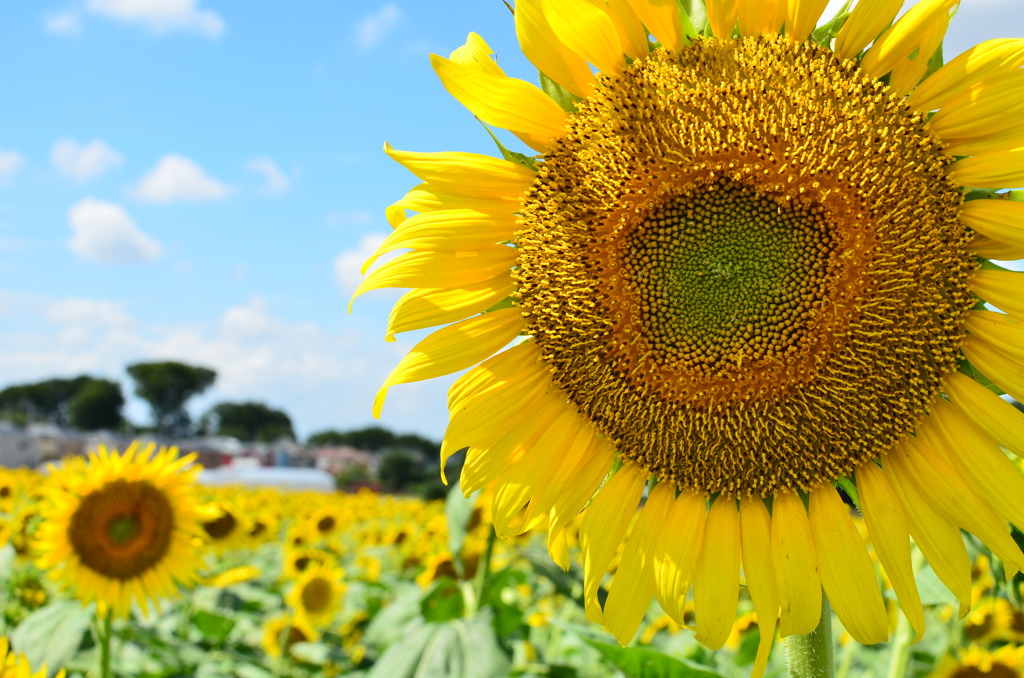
[367,614,510,678]
[364,583,423,647]
[924,41,945,81]
[192,609,236,643]
[734,627,760,667]
[810,3,852,45]
[476,119,537,171]
[586,641,728,678]
[677,0,708,36]
[445,478,479,571]
[420,578,465,622]
[10,600,94,673]
[957,358,1005,396]
[540,72,579,113]
[913,563,956,606]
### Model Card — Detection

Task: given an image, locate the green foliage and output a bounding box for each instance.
[68,378,124,431]
[0,376,92,425]
[378,449,426,492]
[126,361,216,436]
[9,600,94,671]
[201,401,294,442]
[586,641,727,678]
[367,612,510,678]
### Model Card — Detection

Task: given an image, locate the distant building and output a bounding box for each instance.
[314,445,379,476]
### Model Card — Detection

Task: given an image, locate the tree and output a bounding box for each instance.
[307,426,396,451]
[68,379,125,431]
[201,401,294,442]
[377,449,425,491]
[126,361,216,437]
[0,376,92,425]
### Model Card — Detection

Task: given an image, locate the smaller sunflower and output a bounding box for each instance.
[0,636,65,678]
[286,560,346,628]
[282,547,331,580]
[306,505,345,542]
[931,644,1024,678]
[35,443,205,618]
[198,500,246,552]
[261,612,320,659]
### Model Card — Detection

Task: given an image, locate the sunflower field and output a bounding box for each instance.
[0,443,1019,677]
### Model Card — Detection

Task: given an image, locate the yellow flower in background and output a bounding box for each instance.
[930,643,1024,678]
[261,612,320,659]
[205,565,261,588]
[0,636,64,678]
[36,443,205,619]
[356,0,1024,674]
[286,560,346,628]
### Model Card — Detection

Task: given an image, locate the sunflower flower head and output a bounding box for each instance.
[0,636,64,678]
[285,560,346,628]
[358,1,1024,673]
[36,442,205,619]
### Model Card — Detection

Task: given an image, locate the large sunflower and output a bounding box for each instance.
[354,1,1024,674]
[36,443,205,619]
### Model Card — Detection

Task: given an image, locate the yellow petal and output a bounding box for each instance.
[706,0,738,39]
[972,269,1024,325]
[579,463,647,623]
[373,308,525,417]
[924,398,1024,533]
[431,51,568,153]
[859,0,956,79]
[384,143,535,199]
[386,273,515,341]
[739,0,784,36]
[739,496,780,678]
[856,462,925,642]
[949,148,1024,190]
[603,482,675,645]
[964,310,1024,402]
[624,0,685,52]
[786,0,832,42]
[693,497,740,650]
[493,406,580,536]
[833,0,904,62]
[771,491,822,637]
[909,39,1024,113]
[881,452,972,618]
[447,340,540,410]
[594,0,649,60]
[949,126,1024,158]
[928,71,1024,141]
[887,13,947,98]
[891,437,1024,575]
[525,415,606,529]
[363,209,518,274]
[960,199,1024,251]
[968,233,1024,260]
[808,486,889,644]
[543,0,627,75]
[547,433,615,569]
[515,0,595,98]
[653,489,707,624]
[440,349,550,477]
[449,32,505,75]
[945,370,1024,459]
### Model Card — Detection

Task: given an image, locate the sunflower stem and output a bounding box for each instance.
[472,526,497,612]
[886,607,914,678]
[97,608,113,678]
[786,592,834,678]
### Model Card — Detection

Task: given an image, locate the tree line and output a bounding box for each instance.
[0,361,440,453]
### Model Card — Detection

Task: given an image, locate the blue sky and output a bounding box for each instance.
[0,0,1021,441]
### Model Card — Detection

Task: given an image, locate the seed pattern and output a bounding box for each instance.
[514,36,974,497]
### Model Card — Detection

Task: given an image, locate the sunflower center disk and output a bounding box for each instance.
[514,36,975,496]
[626,181,833,374]
[70,479,174,580]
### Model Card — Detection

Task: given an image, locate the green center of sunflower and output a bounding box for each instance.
[625,180,833,369]
[107,515,140,544]
[69,479,174,580]
[514,35,975,497]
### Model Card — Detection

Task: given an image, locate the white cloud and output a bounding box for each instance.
[134,154,230,203]
[0,290,451,438]
[0,151,24,185]
[355,4,401,50]
[334,233,388,294]
[51,138,123,182]
[246,157,290,195]
[44,10,82,35]
[86,0,224,38]
[67,198,163,264]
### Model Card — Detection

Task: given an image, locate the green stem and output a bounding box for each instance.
[98,608,113,678]
[787,592,834,678]
[472,527,498,610]
[886,607,914,678]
